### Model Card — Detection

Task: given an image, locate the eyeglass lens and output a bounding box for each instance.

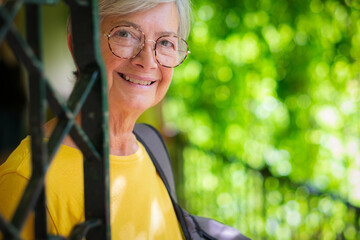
[108,26,189,68]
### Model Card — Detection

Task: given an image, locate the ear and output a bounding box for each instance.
[67,33,80,74]
[67,33,75,60]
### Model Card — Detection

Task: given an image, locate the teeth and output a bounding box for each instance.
[122,74,152,86]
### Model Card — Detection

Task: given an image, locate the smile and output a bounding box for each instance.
[118,73,155,86]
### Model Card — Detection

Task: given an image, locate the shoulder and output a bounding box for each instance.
[0,136,32,179]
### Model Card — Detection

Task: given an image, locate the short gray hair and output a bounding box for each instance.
[69,0,192,39]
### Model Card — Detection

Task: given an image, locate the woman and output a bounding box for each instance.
[0,0,249,239]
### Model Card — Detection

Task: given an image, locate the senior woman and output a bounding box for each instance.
[0,0,249,239]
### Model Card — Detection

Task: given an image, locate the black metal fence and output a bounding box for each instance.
[0,0,110,239]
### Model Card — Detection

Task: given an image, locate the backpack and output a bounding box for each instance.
[133,123,250,240]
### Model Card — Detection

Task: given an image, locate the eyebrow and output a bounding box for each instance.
[114,20,178,37]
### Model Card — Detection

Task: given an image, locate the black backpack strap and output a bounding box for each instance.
[133,123,250,240]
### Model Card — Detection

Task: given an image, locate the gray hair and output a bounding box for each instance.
[68,0,192,39]
[99,0,191,39]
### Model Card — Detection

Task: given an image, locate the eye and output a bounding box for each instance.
[117,30,130,38]
[114,30,133,39]
[111,26,142,42]
[158,38,177,50]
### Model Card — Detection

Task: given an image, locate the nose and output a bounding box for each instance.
[130,40,158,70]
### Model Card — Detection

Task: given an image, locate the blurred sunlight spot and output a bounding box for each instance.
[265,218,279,236]
[244,11,269,28]
[225,33,260,64]
[244,13,257,29]
[215,85,230,101]
[306,211,321,229]
[297,94,311,109]
[314,174,329,190]
[315,62,330,78]
[331,162,346,179]
[279,24,295,46]
[214,40,226,56]
[202,173,218,191]
[351,33,360,55]
[346,139,358,157]
[306,129,322,144]
[276,225,291,240]
[150,200,164,233]
[349,170,360,189]
[197,5,214,21]
[310,0,324,13]
[315,106,343,129]
[264,148,282,166]
[217,192,232,206]
[334,5,348,23]
[263,96,279,111]
[217,66,233,82]
[240,33,260,63]
[244,140,266,169]
[331,218,345,233]
[226,124,244,142]
[285,95,298,110]
[262,77,277,94]
[256,11,269,26]
[322,135,343,158]
[184,60,202,83]
[225,11,240,28]
[318,197,332,215]
[255,96,279,120]
[273,103,290,128]
[295,31,308,46]
[192,22,209,43]
[224,34,242,65]
[162,98,186,125]
[286,210,302,227]
[262,25,282,52]
[340,100,355,115]
[321,23,342,43]
[333,61,351,82]
[344,226,357,239]
[346,79,359,100]
[189,125,212,146]
[275,160,292,176]
[267,191,282,205]
[232,170,245,187]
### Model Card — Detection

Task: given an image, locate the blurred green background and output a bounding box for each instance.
[1,0,359,239]
[161,0,360,239]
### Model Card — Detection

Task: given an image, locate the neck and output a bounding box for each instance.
[45,109,141,156]
[107,110,139,156]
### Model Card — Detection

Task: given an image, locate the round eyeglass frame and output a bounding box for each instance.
[104,25,190,68]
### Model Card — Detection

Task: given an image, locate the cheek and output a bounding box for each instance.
[100,40,124,88]
[158,68,173,95]
[162,68,173,85]
[100,38,118,71]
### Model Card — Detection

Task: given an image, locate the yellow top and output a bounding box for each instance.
[0,136,183,239]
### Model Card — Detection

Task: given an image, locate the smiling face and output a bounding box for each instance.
[99,2,179,116]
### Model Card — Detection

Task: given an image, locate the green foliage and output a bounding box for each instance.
[163,0,360,239]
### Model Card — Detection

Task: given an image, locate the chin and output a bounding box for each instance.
[109,97,154,115]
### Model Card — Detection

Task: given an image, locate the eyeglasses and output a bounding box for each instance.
[104,25,190,68]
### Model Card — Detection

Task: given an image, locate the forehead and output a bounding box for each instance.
[101,2,179,35]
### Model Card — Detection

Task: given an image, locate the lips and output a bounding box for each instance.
[118,72,155,86]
